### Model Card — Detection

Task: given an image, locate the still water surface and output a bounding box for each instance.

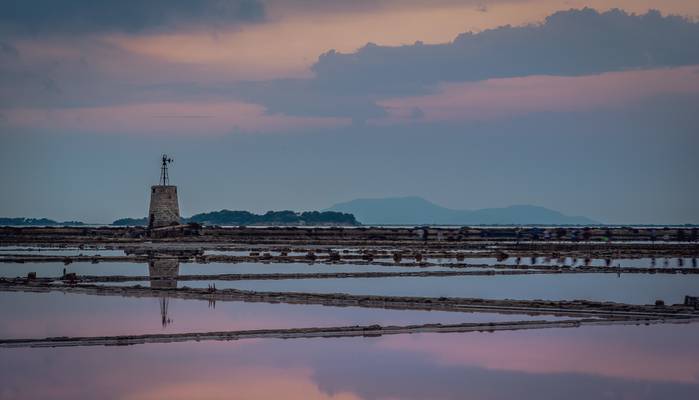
[0,291,572,339]
[1,324,697,399]
[0,261,468,278]
[170,273,699,304]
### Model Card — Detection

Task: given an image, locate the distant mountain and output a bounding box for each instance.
[325,197,598,225]
[0,217,85,226]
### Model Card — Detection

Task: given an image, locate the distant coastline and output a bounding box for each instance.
[3,196,698,228]
[0,217,85,227]
[1,217,697,228]
[113,210,359,227]
[4,198,699,228]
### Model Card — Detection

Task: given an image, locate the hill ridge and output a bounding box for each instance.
[325,197,598,225]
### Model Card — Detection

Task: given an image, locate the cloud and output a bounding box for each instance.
[311,8,699,97]
[0,0,265,35]
[8,8,698,124]
[2,101,349,135]
[377,66,699,123]
[236,79,389,119]
[0,40,19,57]
[3,7,699,126]
[409,106,424,119]
[224,8,699,121]
[230,8,699,121]
[264,0,510,16]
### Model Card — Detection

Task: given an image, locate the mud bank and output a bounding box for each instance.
[7,267,697,287]
[2,279,697,319]
[2,253,696,276]
[2,226,697,246]
[2,317,696,348]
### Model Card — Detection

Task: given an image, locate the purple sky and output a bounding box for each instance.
[1,1,698,223]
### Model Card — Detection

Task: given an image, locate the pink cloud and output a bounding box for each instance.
[5,101,350,135]
[376,66,699,124]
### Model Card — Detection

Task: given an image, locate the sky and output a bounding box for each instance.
[1,0,698,224]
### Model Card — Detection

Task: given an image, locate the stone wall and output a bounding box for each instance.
[148,185,180,228]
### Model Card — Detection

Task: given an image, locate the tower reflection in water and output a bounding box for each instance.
[148,259,180,328]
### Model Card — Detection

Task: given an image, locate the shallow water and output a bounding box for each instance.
[178,262,466,274]
[0,262,150,278]
[1,324,697,399]
[0,247,125,257]
[0,262,148,278]
[12,259,693,304]
[436,256,699,268]
[203,250,253,256]
[166,273,699,305]
[0,291,575,340]
[0,261,471,278]
[2,251,698,399]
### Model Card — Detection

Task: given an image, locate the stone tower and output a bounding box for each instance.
[148,155,180,228]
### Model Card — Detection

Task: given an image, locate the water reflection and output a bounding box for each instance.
[176,273,699,304]
[0,262,149,278]
[149,259,180,327]
[0,247,125,257]
[148,259,180,289]
[0,260,473,279]
[0,291,575,340]
[1,324,697,399]
[433,256,699,269]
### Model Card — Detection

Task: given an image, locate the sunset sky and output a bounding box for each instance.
[1,0,698,223]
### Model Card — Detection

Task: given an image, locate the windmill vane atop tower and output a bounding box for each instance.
[149,153,180,229]
[159,154,173,186]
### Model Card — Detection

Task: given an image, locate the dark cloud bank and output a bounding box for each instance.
[239,8,699,119]
[0,0,265,34]
[313,8,699,92]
